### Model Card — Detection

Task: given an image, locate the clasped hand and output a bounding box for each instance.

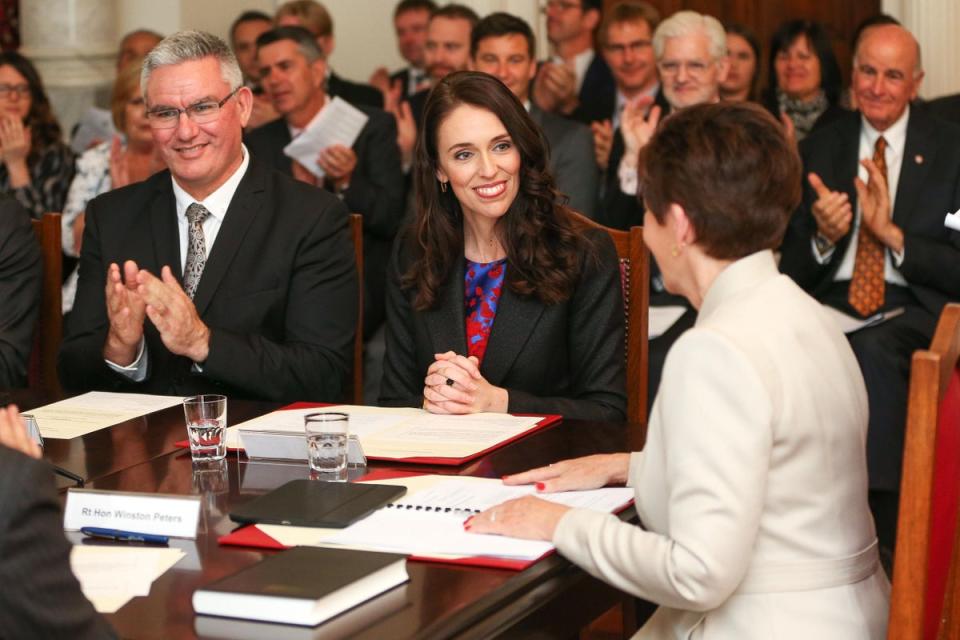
[103,260,210,365]
[465,453,631,540]
[422,351,507,414]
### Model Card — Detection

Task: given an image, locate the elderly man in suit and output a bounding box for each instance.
[471,13,599,219]
[780,24,960,555]
[59,30,357,402]
[0,404,116,638]
[246,26,403,336]
[0,197,41,390]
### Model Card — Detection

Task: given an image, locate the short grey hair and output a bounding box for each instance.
[141,30,242,99]
[652,11,726,62]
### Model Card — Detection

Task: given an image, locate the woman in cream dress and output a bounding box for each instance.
[467,102,890,638]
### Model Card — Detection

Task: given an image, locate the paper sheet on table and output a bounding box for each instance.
[229,405,543,459]
[820,304,904,334]
[28,392,185,439]
[70,545,185,613]
[649,305,687,339]
[258,475,633,561]
[283,96,369,178]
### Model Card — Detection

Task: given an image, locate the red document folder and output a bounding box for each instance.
[178,403,562,466]
[218,469,553,570]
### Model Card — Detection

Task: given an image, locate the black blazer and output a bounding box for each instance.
[529,103,599,219]
[569,52,617,125]
[379,227,627,421]
[0,196,41,390]
[0,447,116,639]
[327,72,384,109]
[779,109,960,316]
[244,107,404,333]
[59,158,358,402]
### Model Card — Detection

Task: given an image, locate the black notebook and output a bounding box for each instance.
[229,480,406,528]
[192,547,408,626]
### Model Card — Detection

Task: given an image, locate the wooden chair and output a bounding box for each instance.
[889,303,960,640]
[570,213,649,450]
[28,213,63,396]
[344,213,364,405]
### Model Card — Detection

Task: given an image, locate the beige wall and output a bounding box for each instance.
[116,0,545,86]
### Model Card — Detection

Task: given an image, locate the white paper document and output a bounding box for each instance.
[27,392,185,439]
[70,545,185,613]
[649,305,688,339]
[820,304,905,334]
[283,96,369,178]
[229,405,544,460]
[257,475,633,561]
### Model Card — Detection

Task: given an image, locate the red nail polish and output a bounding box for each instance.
[535,482,545,491]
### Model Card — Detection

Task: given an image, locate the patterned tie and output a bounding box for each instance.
[183,203,210,299]
[848,136,888,317]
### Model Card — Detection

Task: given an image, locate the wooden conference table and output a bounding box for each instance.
[21,394,639,639]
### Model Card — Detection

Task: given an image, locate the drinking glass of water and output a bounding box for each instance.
[183,395,227,461]
[304,412,348,481]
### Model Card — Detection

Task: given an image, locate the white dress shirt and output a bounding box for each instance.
[106,146,251,379]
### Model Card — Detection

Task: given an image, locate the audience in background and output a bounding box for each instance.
[779,23,960,558]
[0,196,40,390]
[763,20,845,141]
[471,12,599,218]
[246,26,403,337]
[0,52,75,219]
[533,0,613,125]
[229,10,278,130]
[61,58,165,314]
[370,0,436,102]
[380,71,626,420]
[720,22,761,102]
[275,0,383,109]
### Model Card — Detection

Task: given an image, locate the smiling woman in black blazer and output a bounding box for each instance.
[378,71,625,421]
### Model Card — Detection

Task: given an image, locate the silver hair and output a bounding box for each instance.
[652,11,727,62]
[140,30,242,99]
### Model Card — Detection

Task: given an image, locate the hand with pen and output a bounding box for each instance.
[0,404,41,459]
[421,351,508,414]
[465,453,631,540]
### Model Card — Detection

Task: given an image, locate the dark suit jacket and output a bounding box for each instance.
[327,72,383,109]
[925,93,960,126]
[597,87,671,231]
[244,108,404,333]
[0,197,41,390]
[569,52,616,125]
[529,104,599,219]
[379,227,627,420]
[0,446,116,639]
[780,109,960,316]
[59,158,357,402]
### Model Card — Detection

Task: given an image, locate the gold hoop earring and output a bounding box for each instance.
[440,181,448,193]
[671,243,683,257]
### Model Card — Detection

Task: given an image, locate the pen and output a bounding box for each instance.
[80,527,169,544]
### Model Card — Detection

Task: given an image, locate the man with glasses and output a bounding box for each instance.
[532,0,615,125]
[246,26,403,337]
[60,30,358,403]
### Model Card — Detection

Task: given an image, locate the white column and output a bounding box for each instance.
[882,0,960,99]
[20,0,118,139]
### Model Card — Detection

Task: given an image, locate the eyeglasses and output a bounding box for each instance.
[0,83,30,99]
[657,60,712,77]
[145,87,240,130]
[604,40,653,56]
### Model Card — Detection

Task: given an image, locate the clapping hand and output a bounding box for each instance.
[136,266,211,363]
[808,172,852,244]
[591,119,613,171]
[317,144,357,190]
[421,351,508,414]
[854,158,902,252]
[0,113,30,165]
[103,260,147,366]
[621,95,659,157]
[532,61,577,114]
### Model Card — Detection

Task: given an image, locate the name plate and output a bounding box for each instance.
[240,429,366,464]
[63,489,201,539]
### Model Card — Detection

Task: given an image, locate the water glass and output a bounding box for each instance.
[304,412,348,480]
[20,414,43,448]
[183,395,227,461]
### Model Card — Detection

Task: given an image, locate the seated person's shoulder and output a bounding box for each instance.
[267,167,349,222]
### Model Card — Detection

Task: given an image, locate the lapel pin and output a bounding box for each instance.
[915,154,924,164]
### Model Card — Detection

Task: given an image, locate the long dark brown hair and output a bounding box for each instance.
[404,71,592,311]
[0,51,63,158]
